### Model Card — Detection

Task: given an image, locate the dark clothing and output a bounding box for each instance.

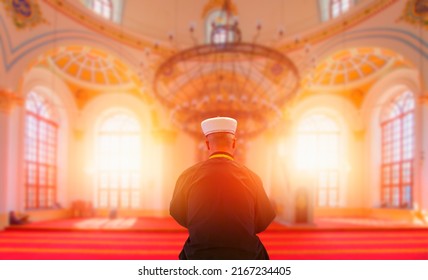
[9,211,29,225]
[170,154,276,260]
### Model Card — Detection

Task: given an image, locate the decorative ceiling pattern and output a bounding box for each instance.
[295,47,413,108]
[26,45,152,109]
[308,48,410,88]
[277,0,399,52]
[400,0,428,29]
[46,45,140,90]
[42,0,399,54]
[1,0,47,29]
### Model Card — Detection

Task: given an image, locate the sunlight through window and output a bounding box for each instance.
[296,114,341,207]
[95,113,141,209]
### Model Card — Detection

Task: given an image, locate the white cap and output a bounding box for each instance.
[201,117,237,136]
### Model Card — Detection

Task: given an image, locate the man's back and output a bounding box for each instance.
[170,156,275,259]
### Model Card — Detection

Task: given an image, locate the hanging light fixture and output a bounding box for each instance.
[153,0,300,139]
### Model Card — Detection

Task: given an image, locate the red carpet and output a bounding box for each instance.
[1,217,427,260]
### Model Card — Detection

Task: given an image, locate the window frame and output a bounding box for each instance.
[91,0,113,20]
[296,114,342,207]
[95,113,142,209]
[380,91,415,208]
[24,92,58,210]
[320,0,355,22]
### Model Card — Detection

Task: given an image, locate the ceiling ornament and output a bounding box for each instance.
[400,0,428,29]
[46,46,140,90]
[305,48,408,89]
[299,48,411,107]
[1,0,47,29]
[153,0,300,139]
[0,88,23,113]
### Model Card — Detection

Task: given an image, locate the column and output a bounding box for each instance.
[417,95,428,212]
[0,88,22,229]
[151,128,178,215]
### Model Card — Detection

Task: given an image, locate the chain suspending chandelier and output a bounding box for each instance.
[154,0,300,138]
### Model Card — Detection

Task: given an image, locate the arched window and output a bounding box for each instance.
[380,91,414,208]
[25,91,58,209]
[296,114,341,207]
[95,113,141,209]
[319,0,354,21]
[205,10,236,44]
[82,0,124,22]
[330,0,351,18]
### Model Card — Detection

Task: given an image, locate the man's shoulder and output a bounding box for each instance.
[179,161,205,178]
[239,163,259,176]
[238,164,262,184]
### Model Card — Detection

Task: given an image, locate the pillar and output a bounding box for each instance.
[0,89,22,229]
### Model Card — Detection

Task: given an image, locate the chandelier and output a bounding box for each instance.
[153,1,300,139]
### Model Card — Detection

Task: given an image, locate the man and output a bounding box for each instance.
[170,117,276,260]
[9,211,29,225]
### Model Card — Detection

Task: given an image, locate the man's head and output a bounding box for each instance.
[201,117,237,156]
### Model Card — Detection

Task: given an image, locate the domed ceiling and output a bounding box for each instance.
[309,48,410,88]
[32,0,415,112]
[32,46,147,108]
[299,47,413,107]
[46,46,139,89]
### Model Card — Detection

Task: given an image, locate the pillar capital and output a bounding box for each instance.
[152,128,178,144]
[0,88,23,114]
[417,95,428,106]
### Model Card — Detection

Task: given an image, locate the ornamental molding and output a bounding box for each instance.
[1,0,47,29]
[0,89,23,113]
[418,95,428,104]
[399,0,428,30]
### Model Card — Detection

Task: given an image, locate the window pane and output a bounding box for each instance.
[95,113,142,209]
[25,91,58,209]
[296,114,341,207]
[380,91,414,208]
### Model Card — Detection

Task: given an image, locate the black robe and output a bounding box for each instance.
[170,154,276,259]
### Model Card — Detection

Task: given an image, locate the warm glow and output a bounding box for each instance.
[295,115,339,171]
[295,114,341,207]
[95,113,141,209]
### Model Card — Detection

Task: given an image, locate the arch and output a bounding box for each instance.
[290,94,358,208]
[362,68,421,209]
[79,93,162,210]
[295,113,343,207]
[24,90,59,209]
[291,93,361,131]
[9,67,77,210]
[314,31,428,89]
[379,91,415,208]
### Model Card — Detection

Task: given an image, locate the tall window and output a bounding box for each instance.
[296,114,341,207]
[330,0,351,18]
[380,91,414,208]
[25,91,58,209]
[320,0,354,21]
[82,0,123,23]
[95,113,141,209]
[205,10,236,44]
[92,0,112,20]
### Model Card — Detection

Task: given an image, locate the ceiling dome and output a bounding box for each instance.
[46,46,139,90]
[308,48,411,89]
